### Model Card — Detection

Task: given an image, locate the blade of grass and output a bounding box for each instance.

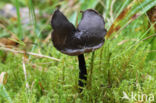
[88,52,95,90]
[106,0,156,38]
[0,84,12,103]
[26,0,40,58]
[12,0,23,39]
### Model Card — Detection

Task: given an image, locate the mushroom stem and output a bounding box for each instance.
[78,54,87,92]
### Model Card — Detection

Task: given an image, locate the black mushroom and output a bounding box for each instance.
[51,9,107,92]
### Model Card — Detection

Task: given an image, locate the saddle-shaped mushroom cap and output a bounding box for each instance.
[51,9,107,56]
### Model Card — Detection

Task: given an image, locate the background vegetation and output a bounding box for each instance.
[0,0,156,103]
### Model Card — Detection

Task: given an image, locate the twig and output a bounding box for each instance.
[22,57,29,89]
[0,46,60,61]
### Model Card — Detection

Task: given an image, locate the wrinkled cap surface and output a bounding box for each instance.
[51,9,107,56]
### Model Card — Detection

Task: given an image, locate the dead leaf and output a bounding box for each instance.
[147,6,156,31]
[0,38,19,48]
